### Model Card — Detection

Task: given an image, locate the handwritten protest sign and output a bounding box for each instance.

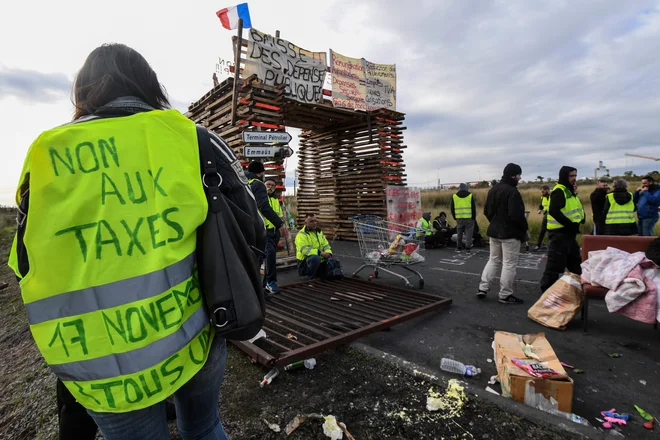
[243,28,327,104]
[330,50,367,111]
[386,186,422,227]
[365,61,396,111]
[330,50,396,111]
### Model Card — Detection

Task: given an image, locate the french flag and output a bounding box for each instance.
[216,3,252,30]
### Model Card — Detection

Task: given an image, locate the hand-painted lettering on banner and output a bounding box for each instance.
[243,28,327,104]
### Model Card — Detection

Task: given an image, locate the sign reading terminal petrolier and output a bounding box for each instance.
[242,132,292,144]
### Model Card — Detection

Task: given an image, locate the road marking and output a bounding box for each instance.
[429,267,538,285]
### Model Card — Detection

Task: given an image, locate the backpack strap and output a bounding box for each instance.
[195,125,223,212]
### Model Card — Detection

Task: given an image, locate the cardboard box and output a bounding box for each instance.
[494,331,574,413]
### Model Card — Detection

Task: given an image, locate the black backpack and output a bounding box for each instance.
[195,126,267,341]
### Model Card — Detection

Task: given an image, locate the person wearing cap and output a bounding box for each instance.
[539,166,585,293]
[246,161,289,294]
[477,163,528,304]
[451,183,477,253]
[590,177,610,235]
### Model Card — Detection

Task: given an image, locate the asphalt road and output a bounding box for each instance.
[278,240,659,438]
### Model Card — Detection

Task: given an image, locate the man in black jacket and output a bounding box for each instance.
[246,161,288,294]
[590,177,609,235]
[477,163,528,304]
[539,166,585,293]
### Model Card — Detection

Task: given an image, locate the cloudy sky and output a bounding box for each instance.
[2,0,660,205]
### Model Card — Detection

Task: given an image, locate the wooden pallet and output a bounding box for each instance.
[186,71,408,241]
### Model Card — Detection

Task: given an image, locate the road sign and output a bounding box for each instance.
[244,145,280,158]
[242,131,292,144]
[282,147,294,158]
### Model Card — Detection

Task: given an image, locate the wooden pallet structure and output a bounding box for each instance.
[185,32,408,241]
[296,111,407,240]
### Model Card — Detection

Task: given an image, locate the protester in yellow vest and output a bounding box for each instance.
[246,162,288,295]
[603,180,638,236]
[7,44,232,440]
[451,183,477,252]
[416,212,439,248]
[540,166,585,293]
[534,185,551,250]
[295,214,337,279]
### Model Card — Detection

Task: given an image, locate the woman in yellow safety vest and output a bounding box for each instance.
[8,44,230,440]
[603,180,638,236]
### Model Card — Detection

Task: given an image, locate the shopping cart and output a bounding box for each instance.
[349,215,426,289]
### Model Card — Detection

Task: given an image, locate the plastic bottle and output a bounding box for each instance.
[259,368,279,387]
[440,358,481,377]
[547,408,592,427]
[283,358,316,371]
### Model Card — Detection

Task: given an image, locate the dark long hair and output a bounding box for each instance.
[73,43,170,119]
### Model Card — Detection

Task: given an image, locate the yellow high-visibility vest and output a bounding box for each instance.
[248,179,283,230]
[541,196,550,212]
[605,192,635,224]
[295,226,332,261]
[547,184,585,230]
[416,218,433,237]
[8,110,211,413]
[453,194,473,219]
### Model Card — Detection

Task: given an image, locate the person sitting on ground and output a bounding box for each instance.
[603,179,638,236]
[296,214,337,279]
[433,212,456,247]
[416,211,437,248]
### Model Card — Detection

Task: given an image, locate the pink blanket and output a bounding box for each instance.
[581,247,659,324]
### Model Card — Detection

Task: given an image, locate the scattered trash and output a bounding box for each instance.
[284,358,316,371]
[560,361,574,369]
[285,415,306,435]
[574,369,585,374]
[487,358,493,363]
[600,409,630,429]
[634,405,656,430]
[440,358,481,377]
[524,381,591,426]
[640,380,647,386]
[285,414,322,435]
[485,386,500,396]
[284,414,354,439]
[602,409,630,421]
[287,333,298,341]
[426,379,468,418]
[494,331,572,412]
[638,361,646,365]
[323,416,344,439]
[511,358,559,379]
[248,329,267,344]
[259,368,279,388]
[595,417,605,423]
[338,421,356,440]
[488,375,498,385]
[263,419,281,433]
[607,353,623,358]
[519,336,541,361]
